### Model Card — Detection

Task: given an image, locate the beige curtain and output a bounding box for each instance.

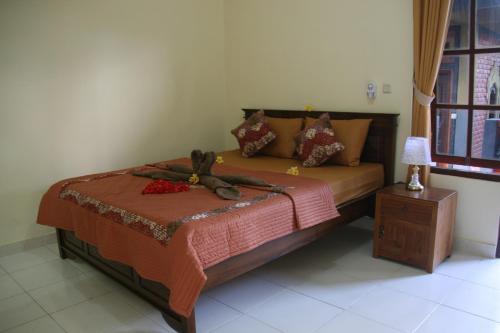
[410,0,453,185]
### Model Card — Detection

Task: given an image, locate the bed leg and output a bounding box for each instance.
[181,313,196,333]
[161,311,196,333]
[56,229,68,260]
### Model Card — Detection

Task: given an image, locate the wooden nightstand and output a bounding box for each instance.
[373,184,457,273]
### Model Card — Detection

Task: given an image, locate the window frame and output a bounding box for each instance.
[431,0,500,170]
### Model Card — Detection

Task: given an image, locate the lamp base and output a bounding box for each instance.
[407,165,424,191]
[407,182,424,191]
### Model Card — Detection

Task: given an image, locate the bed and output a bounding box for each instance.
[40,109,398,333]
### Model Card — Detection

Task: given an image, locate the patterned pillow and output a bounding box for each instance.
[231,110,276,157]
[295,113,344,167]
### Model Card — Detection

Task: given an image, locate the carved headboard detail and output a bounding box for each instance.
[242,109,399,186]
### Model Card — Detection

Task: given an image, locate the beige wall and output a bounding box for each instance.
[223,0,414,182]
[223,0,498,248]
[1,0,497,249]
[0,0,226,246]
[431,174,500,246]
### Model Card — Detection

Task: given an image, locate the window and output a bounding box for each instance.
[432,0,500,171]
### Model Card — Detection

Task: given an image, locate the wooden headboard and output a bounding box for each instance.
[243,109,399,186]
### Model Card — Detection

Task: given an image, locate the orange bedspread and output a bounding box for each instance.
[37,158,339,316]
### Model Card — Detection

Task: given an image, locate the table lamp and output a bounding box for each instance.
[401,136,432,191]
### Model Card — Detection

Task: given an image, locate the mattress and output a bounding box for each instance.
[220,149,384,205]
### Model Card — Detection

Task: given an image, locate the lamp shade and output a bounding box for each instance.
[401,136,432,165]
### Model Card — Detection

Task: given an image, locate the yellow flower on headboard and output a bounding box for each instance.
[216,156,224,164]
[189,173,200,185]
[304,104,314,112]
[286,166,300,176]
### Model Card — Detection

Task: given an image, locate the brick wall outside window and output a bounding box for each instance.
[472,37,500,158]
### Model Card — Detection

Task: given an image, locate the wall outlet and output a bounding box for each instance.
[383,83,392,94]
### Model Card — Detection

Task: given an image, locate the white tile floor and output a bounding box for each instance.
[0,222,499,333]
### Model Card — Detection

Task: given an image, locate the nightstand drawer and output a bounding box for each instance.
[379,196,434,225]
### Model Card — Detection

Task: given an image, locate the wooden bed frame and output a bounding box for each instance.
[56,109,399,333]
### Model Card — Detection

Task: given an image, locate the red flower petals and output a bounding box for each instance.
[142,180,190,195]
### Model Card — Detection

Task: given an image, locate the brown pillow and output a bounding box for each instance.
[295,113,344,167]
[328,119,372,166]
[231,111,276,157]
[260,117,303,158]
[305,116,318,128]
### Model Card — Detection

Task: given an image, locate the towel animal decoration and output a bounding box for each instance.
[134,150,282,200]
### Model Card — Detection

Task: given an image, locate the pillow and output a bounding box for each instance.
[329,119,372,166]
[260,117,303,158]
[304,116,318,128]
[295,113,344,167]
[305,117,372,166]
[231,111,276,157]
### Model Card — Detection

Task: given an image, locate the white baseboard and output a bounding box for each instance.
[0,232,57,257]
[453,237,497,259]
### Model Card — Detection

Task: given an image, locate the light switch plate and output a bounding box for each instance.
[383,84,392,94]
